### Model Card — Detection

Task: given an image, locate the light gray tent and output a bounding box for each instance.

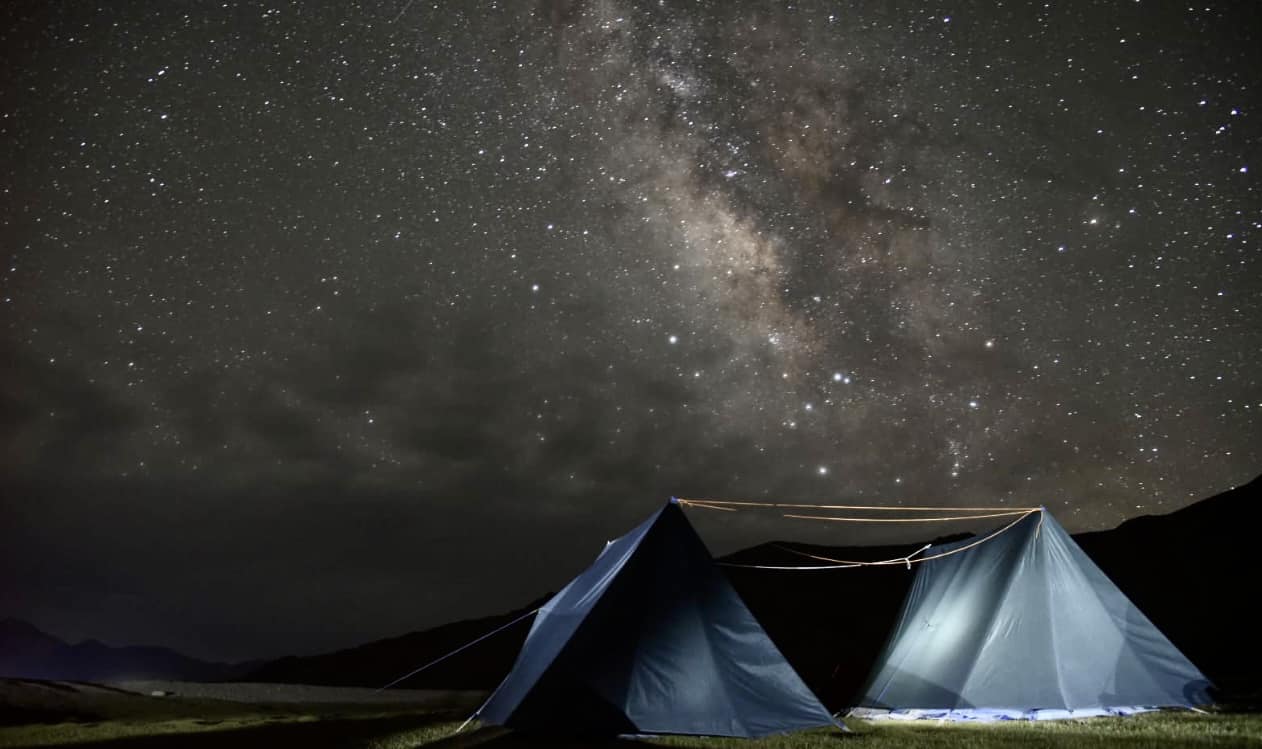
[855,509,1212,720]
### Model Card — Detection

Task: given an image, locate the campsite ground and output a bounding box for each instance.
[2,680,1260,748]
[0,679,476,748]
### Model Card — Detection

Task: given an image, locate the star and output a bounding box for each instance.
[1,0,1256,663]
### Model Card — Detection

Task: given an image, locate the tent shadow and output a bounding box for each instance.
[425,726,854,746]
[424,725,649,746]
[859,666,974,711]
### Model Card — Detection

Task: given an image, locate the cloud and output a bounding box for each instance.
[0,343,143,479]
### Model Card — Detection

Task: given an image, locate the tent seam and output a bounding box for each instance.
[1044,516,1071,711]
[956,514,1036,710]
[697,599,748,736]
[477,508,664,725]
[1059,524,1198,705]
[865,566,926,708]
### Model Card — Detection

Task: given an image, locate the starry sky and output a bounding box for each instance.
[2,1,1259,662]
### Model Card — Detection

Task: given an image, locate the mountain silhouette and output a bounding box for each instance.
[243,596,550,690]
[240,477,1259,710]
[6,476,1255,707]
[0,619,259,683]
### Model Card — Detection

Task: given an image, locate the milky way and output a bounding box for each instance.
[1,1,1258,660]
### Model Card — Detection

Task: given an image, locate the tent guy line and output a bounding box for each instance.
[674,498,1042,512]
[374,606,541,693]
[781,509,1034,523]
[674,499,739,512]
[773,509,1043,567]
[718,544,934,571]
[677,496,1045,567]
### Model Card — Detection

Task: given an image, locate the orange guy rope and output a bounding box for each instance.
[778,509,1041,568]
[781,509,1033,523]
[677,497,1039,512]
[680,500,739,512]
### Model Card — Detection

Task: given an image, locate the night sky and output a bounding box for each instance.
[2,1,1258,663]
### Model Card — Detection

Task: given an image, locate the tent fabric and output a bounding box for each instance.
[857,510,1213,716]
[476,500,836,737]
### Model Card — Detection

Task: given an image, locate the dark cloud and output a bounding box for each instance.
[0,346,143,477]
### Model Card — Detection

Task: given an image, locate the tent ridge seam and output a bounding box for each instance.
[957,514,1036,709]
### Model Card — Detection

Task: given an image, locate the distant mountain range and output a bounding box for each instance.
[242,595,551,690]
[4,476,1257,707]
[1074,477,1260,700]
[0,618,259,683]
[244,475,1261,709]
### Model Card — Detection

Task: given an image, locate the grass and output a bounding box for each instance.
[409,712,1262,749]
[656,712,1262,749]
[0,678,476,748]
[3,702,1260,748]
[0,710,463,748]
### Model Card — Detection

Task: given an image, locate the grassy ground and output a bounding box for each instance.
[660,712,1262,749]
[6,713,1262,748]
[0,679,477,748]
[1,712,461,748]
[21,713,1249,749]
[3,679,1259,749]
[417,713,1262,749]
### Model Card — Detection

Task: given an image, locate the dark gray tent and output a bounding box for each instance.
[475,499,837,737]
[856,509,1212,720]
